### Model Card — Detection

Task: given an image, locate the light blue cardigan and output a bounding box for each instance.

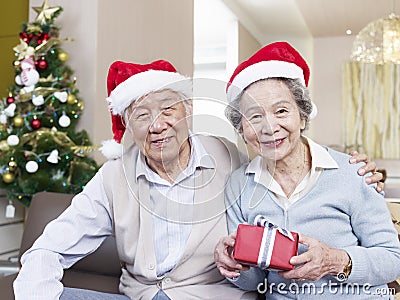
[225,147,400,299]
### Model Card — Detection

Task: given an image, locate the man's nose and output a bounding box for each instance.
[149,114,167,133]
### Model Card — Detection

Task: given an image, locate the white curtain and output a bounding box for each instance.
[343,62,400,159]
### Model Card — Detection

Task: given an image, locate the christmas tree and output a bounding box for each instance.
[0,0,99,206]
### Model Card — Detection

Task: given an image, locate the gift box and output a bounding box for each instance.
[233,217,299,271]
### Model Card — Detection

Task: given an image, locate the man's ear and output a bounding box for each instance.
[185,99,193,116]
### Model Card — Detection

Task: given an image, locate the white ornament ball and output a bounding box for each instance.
[7,135,19,146]
[25,161,39,173]
[59,115,71,127]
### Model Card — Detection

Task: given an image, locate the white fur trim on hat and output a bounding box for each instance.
[100,139,124,160]
[227,60,305,103]
[107,70,192,116]
[309,101,318,120]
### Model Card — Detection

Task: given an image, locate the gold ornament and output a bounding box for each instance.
[0,140,9,152]
[13,116,24,127]
[8,159,18,172]
[33,0,62,25]
[2,172,15,184]
[58,51,69,62]
[67,94,76,104]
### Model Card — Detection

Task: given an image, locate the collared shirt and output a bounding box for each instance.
[14,135,215,300]
[246,136,339,209]
[136,134,212,277]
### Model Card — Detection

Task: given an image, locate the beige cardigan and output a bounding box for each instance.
[101,135,257,299]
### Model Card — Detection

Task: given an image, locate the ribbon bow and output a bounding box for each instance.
[254,215,294,241]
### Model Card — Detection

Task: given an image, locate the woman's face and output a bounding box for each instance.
[240,79,306,162]
[127,89,192,168]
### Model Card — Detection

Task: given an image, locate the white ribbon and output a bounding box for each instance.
[254,215,294,269]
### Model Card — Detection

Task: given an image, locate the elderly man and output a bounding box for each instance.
[13,59,381,300]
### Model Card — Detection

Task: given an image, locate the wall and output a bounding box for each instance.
[312,36,354,147]
[0,0,28,99]
[29,0,194,164]
[238,23,261,64]
[0,0,28,261]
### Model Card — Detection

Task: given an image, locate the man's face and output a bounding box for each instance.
[127,89,192,168]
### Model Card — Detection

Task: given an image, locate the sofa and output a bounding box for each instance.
[0,192,121,299]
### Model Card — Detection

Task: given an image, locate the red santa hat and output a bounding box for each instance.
[226,41,317,119]
[100,59,191,160]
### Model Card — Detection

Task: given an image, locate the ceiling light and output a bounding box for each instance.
[351,13,400,64]
[346,29,352,35]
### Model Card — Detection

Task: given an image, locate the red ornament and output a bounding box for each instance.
[19,32,34,43]
[6,96,15,104]
[37,59,48,69]
[37,33,50,45]
[31,118,41,129]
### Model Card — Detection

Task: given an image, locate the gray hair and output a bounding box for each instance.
[225,77,312,134]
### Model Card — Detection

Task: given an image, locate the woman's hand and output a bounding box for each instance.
[349,151,384,192]
[279,234,350,281]
[214,231,249,278]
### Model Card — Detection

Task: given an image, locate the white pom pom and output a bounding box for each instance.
[100,139,123,160]
[309,101,318,120]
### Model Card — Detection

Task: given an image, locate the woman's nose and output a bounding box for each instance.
[261,117,279,135]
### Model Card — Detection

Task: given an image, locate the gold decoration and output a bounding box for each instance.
[351,13,400,64]
[2,172,15,184]
[33,0,62,25]
[0,140,10,152]
[13,116,24,127]
[13,37,71,61]
[58,51,69,62]
[67,94,76,104]
[26,24,42,33]
[13,40,35,60]
[19,86,58,101]
[8,159,18,172]
[71,145,100,157]
[13,60,21,67]
[20,128,99,155]
[39,74,56,83]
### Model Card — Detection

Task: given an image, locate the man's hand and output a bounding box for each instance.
[214,231,249,278]
[279,234,349,281]
[349,151,384,193]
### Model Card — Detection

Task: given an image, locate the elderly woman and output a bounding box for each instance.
[214,42,400,299]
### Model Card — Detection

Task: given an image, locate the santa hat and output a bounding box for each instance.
[100,60,191,160]
[226,41,317,119]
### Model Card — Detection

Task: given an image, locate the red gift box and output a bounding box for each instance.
[233,223,299,271]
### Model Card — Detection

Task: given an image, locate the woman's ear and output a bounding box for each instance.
[300,117,306,130]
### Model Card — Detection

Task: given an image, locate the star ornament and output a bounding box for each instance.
[33,0,61,25]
